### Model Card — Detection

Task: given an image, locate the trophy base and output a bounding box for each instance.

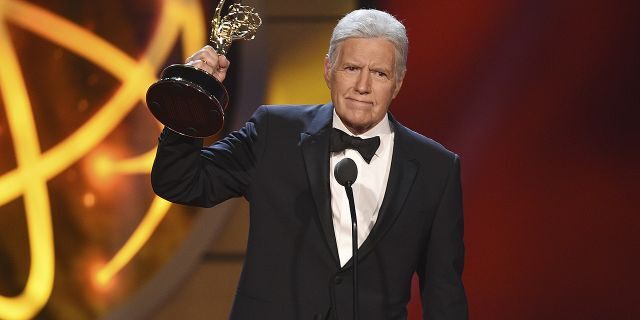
[146,64,229,138]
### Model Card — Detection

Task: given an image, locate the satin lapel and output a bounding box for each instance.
[299,104,339,266]
[341,116,419,270]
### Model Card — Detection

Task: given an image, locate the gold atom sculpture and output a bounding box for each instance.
[0,0,208,318]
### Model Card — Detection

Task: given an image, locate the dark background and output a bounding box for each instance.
[374,0,639,319]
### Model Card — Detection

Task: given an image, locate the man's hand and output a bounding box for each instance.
[185,45,230,82]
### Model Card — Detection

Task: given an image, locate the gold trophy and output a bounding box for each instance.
[146,0,262,137]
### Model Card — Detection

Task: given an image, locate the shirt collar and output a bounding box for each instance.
[332,110,393,158]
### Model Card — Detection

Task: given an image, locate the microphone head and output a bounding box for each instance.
[334,158,358,186]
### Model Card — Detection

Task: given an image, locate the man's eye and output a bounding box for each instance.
[345,66,358,71]
[374,71,387,78]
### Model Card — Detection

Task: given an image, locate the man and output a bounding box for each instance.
[151,9,468,320]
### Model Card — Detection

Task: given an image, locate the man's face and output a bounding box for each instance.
[324,37,404,135]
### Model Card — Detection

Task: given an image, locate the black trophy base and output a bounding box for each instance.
[146,64,229,138]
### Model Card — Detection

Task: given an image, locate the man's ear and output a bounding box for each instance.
[323,55,332,89]
[391,69,406,99]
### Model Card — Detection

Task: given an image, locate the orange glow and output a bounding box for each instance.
[0,0,207,317]
[90,260,116,293]
[82,192,96,208]
[82,147,123,192]
[93,154,114,179]
[96,196,172,286]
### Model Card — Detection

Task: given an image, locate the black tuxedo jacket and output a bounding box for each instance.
[151,103,468,320]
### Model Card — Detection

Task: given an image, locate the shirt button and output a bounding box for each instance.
[334,276,343,284]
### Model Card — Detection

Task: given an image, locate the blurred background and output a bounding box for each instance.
[0,0,638,319]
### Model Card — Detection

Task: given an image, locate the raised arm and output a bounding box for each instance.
[150,45,265,207]
[151,106,267,207]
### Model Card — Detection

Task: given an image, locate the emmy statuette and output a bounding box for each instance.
[146,0,261,137]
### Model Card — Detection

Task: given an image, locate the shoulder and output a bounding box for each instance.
[256,104,326,120]
[251,104,331,131]
[391,117,459,168]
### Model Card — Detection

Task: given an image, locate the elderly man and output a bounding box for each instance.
[151,9,468,320]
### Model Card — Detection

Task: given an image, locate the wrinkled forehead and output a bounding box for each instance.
[332,38,400,73]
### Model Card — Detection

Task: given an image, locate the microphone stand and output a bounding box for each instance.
[343,182,358,320]
[334,157,359,320]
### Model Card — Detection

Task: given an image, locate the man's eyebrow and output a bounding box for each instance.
[370,64,392,73]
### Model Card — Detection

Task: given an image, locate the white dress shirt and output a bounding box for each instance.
[330,111,395,267]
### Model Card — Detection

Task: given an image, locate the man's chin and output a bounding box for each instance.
[341,118,374,135]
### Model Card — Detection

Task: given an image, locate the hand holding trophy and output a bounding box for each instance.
[146,0,262,137]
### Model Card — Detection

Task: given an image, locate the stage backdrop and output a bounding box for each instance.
[0,0,227,318]
[378,0,640,319]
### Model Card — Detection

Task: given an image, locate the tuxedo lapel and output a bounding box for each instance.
[341,114,419,270]
[299,104,340,266]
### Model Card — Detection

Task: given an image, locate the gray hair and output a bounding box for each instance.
[328,9,408,77]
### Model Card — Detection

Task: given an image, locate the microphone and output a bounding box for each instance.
[334,158,359,320]
[334,157,358,187]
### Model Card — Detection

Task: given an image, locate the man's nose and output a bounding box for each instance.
[355,70,371,94]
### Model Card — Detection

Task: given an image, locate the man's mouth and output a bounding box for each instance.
[346,97,373,105]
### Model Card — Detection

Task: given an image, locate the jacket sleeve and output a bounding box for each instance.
[419,155,468,319]
[150,106,268,207]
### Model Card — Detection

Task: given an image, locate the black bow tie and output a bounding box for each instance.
[330,128,380,163]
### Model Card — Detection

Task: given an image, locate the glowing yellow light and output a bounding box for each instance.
[265,29,332,105]
[0,6,54,319]
[94,268,111,288]
[110,150,157,175]
[96,197,172,286]
[0,0,208,318]
[82,146,129,192]
[94,155,113,178]
[89,259,116,293]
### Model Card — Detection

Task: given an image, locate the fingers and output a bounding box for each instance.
[184,46,231,82]
[212,55,230,82]
[185,59,217,78]
[198,46,219,67]
[185,46,217,74]
[217,55,230,70]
